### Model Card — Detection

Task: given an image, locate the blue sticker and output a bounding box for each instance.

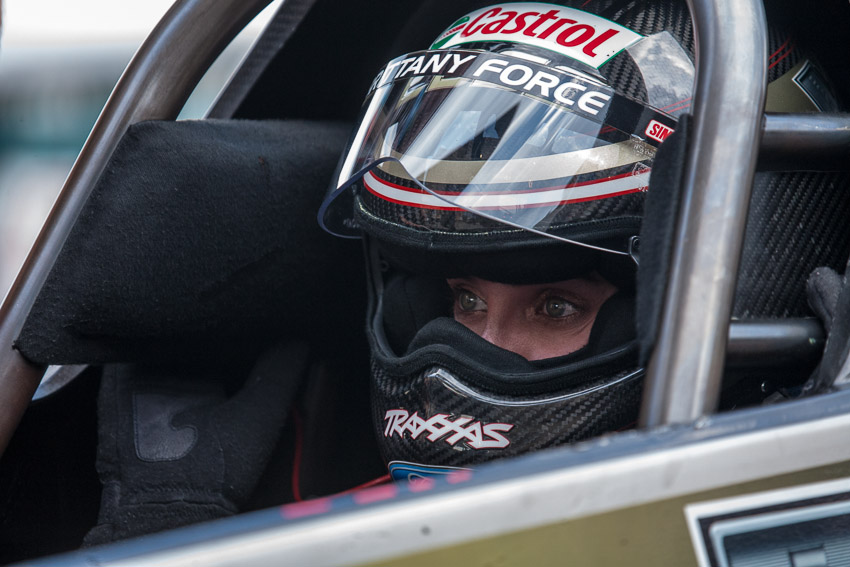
[388,460,471,482]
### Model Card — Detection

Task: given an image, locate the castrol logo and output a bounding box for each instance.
[431,2,643,69]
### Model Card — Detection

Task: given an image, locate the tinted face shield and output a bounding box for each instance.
[319,48,675,256]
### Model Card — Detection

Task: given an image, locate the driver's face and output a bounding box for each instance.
[446,273,617,360]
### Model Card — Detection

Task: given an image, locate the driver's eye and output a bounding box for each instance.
[542,296,577,318]
[457,289,486,312]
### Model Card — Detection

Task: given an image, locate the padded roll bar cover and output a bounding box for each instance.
[636,115,691,366]
[15,119,363,365]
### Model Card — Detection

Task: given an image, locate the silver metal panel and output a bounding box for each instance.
[114,416,850,567]
[23,390,850,567]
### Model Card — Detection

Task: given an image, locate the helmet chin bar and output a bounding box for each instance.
[370,347,644,472]
[429,366,645,408]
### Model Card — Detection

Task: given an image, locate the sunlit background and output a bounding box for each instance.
[0,0,279,299]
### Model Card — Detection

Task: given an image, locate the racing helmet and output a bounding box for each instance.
[318,0,835,480]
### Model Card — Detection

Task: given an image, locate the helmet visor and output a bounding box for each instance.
[320,49,675,255]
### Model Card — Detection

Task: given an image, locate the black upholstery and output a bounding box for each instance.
[636,115,691,366]
[15,119,365,366]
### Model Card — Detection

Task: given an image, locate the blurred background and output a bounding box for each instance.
[0,0,280,300]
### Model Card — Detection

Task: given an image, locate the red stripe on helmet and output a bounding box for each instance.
[368,169,646,196]
[768,40,795,70]
[362,171,647,211]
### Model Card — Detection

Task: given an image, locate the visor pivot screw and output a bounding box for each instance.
[628,236,641,266]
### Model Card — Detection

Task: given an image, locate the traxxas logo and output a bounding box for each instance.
[383,409,514,450]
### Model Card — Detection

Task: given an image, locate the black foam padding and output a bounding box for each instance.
[636,115,691,366]
[585,291,636,354]
[382,274,453,356]
[16,119,364,365]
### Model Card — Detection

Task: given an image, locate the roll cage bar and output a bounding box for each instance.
[641,0,769,425]
[0,0,848,458]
